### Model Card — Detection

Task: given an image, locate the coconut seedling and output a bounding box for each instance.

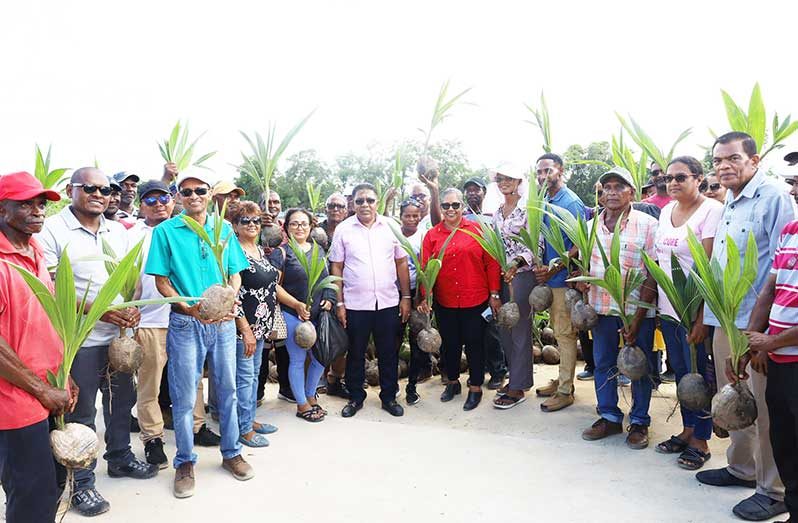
[158,121,216,183]
[417,80,471,177]
[642,251,711,411]
[686,229,759,431]
[616,113,691,183]
[305,180,329,246]
[33,144,69,189]
[286,236,341,349]
[378,147,407,215]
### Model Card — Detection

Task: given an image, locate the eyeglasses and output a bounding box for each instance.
[440,202,462,210]
[663,174,698,184]
[142,194,172,206]
[238,216,262,225]
[326,203,346,210]
[354,197,377,206]
[179,187,209,197]
[288,221,310,229]
[72,183,113,196]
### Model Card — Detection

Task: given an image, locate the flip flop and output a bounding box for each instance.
[296,409,325,423]
[493,395,527,410]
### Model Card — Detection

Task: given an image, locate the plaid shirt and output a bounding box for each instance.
[587,208,657,318]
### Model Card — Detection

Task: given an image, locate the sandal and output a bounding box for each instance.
[296,408,325,423]
[495,384,510,396]
[493,394,526,410]
[678,447,711,470]
[655,435,688,454]
[311,404,328,415]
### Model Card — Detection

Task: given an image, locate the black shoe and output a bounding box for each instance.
[162,407,173,430]
[463,390,483,411]
[278,388,297,403]
[405,384,420,405]
[341,401,363,418]
[732,493,787,521]
[193,423,221,447]
[144,438,168,470]
[381,400,404,417]
[440,382,462,402]
[326,380,350,399]
[130,415,140,433]
[486,375,505,390]
[696,467,757,489]
[661,371,676,383]
[108,457,158,479]
[72,488,110,517]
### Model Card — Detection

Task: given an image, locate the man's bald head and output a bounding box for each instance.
[71,167,105,184]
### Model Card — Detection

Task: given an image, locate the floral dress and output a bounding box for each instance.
[492,204,535,273]
[236,246,279,340]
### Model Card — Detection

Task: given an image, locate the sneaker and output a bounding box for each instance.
[577,369,594,381]
[406,384,420,405]
[618,374,631,387]
[582,418,623,441]
[540,392,574,412]
[144,438,168,470]
[193,424,221,447]
[222,455,255,481]
[72,488,110,517]
[173,462,195,499]
[278,388,297,403]
[130,415,140,433]
[108,457,159,479]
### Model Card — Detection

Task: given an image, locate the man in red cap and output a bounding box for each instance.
[0,171,78,523]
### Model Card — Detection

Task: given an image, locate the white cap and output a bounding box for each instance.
[176,167,212,188]
[489,162,527,181]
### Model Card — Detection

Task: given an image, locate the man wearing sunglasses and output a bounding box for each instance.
[642,162,672,209]
[38,167,155,517]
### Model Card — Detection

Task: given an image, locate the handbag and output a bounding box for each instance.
[270,303,288,341]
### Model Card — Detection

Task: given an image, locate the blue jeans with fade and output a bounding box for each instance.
[235,337,265,435]
[591,315,656,426]
[166,313,241,467]
[284,312,325,405]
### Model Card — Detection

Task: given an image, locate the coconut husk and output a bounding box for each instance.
[398,360,409,379]
[50,423,99,469]
[294,320,317,349]
[529,284,554,312]
[712,381,758,431]
[532,345,543,363]
[267,362,279,383]
[542,345,560,365]
[497,302,520,328]
[260,223,284,248]
[108,334,143,374]
[459,353,468,373]
[617,345,649,381]
[677,373,712,412]
[365,361,380,386]
[541,327,557,346]
[198,284,237,322]
[571,301,598,331]
[409,310,429,337]
[416,156,439,178]
[310,227,328,249]
[565,288,583,312]
[418,327,442,354]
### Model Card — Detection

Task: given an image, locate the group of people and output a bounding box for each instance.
[1,131,797,523]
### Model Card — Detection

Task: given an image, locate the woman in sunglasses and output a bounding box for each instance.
[701,172,727,204]
[420,189,501,410]
[269,208,335,422]
[653,156,723,470]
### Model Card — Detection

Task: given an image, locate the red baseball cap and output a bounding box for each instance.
[0,171,61,202]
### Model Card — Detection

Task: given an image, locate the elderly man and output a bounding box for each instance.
[38,167,156,517]
[330,183,411,418]
[103,177,124,223]
[0,172,77,523]
[319,192,347,246]
[113,171,140,225]
[696,132,793,522]
[210,180,245,216]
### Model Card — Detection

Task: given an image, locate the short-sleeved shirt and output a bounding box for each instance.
[0,232,64,430]
[766,220,798,363]
[587,208,658,318]
[704,170,795,328]
[129,220,169,328]
[654,198,723,320]
[144,213,249,301]
[644,193,672,209]
[493,205,535,273]
[269,243,336,318]
[328,214,407,311]
[37,206,130,347]
[542,186,587,288]
[404,228,424,290]
[237,246,278,340]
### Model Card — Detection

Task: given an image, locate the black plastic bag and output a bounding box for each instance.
[312,310,348,367]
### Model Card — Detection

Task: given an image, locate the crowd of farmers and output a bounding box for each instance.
[1,130,798,523]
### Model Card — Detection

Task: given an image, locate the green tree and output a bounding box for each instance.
[563,141,611,207]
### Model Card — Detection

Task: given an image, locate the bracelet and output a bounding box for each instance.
[401,296,412,300]
[336,302,345,308]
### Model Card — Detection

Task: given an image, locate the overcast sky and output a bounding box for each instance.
[1,0,796,185]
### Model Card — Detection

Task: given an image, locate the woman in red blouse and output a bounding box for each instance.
[420,188,502,411]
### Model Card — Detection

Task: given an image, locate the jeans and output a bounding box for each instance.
[434,302,487,386]
[591,315,656,426]
[67,344,136,491]
[660,319,712,441]
[345,307,401,404]
[484,319,507,378]
[0,419,59,523]
[284,312,325,405]
[236,337,265,435]
[166,312,241,467]
[767,359,798,519]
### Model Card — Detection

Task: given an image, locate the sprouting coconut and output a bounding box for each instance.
[542,344,560,365]
[529,284,553,313]
[541,326,557,346]
[571,300,599,330]
[617,345,649,381]
[497,302,521,328]
[565,288,583,312]
[198,284,237,322]
[409,310,429,337]
[418,327,442,354]
[310,226,328,249]
[532,345,543,363]
[108,330,143,374]
[294,321,318,349]
[50,422,99,469]
[712,381,758,431]
[260,222,284,248]
[678,373,712,412]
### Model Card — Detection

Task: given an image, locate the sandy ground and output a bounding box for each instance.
[2,363,785,523]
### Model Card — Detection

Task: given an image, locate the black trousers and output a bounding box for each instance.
[766,358,798,520]
[0,419,59,523]
[484,318,507,378]
[434,302,487,386]
[399,320,432,386]
[579,330,594,371]
[345,307,401,404]
[255,340,288,401]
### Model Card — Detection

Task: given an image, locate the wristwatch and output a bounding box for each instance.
[336,302,345,308]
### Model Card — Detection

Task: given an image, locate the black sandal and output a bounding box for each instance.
[677,447,711,470]
[655,435,688,454]
[311,404,328,415]
[296,408,325,423]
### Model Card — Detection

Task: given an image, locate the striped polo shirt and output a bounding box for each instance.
[768,220,798,363]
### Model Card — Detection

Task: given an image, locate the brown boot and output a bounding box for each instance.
[173,462,195,498]
[540,392,574,412]
[222,455,255,481]
[626,424,649,450]
[582,418,623,441]
[535,379,559,397]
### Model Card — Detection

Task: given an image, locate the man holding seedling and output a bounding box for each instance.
[145,168,253,498]
[38,167,156,517]
[696,132,793,522]
[0,171,77,523]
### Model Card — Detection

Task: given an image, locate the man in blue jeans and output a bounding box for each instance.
[145,168,252,499]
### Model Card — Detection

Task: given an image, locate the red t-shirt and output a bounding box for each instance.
[643,193,673,209]
[0,231,64,430]
[421,218,501,309]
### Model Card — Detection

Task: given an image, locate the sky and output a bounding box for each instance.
[1,0,797,186]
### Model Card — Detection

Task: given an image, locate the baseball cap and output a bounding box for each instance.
[463,177,486,190]
[176,167,212,189]
[211,180,245,197]
[108,176,122,192]
[112,171,140,184]
[599,166,636,190]
[137,180,170,199]
[0,171,61,202]
[785,151,798,166]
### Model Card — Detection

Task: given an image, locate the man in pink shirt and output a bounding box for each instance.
[643,162,673,209]
[330,183,412,418]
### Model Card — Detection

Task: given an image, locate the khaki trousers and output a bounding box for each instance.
[713,329,784,501]
[550,287,579,395]
[136,328,207,442]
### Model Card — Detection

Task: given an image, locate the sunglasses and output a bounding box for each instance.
[700,182,721,192]
[142,194,172,206]
[663,174,698,184]
[650,169,663,176]
[72,183,113,196]
[354,197,377,206]
[326,203,346,210]
[238,216,262,225]
[440,202,462,210]
[179,187,209,197]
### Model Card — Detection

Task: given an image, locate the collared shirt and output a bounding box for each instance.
[37,206,130,347]
[421,218,501,309]
[543,186,587,288]
[0,231,63,430]
[144,213,249,302]
[587,208,658,318]
[704,169,795,328]
[766,220,798,363]
[328,214,407,311]
[492,205,535,273]
[129,220,170,328]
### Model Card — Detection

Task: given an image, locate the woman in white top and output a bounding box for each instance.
[653,156,723,470]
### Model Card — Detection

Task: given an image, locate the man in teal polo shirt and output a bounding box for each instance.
[145,168,252,499]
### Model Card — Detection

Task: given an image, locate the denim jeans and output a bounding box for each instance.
[591,315,656,426]
[166,313,241,467]
[236,337,265,435]
[660,319,712,441]
[284,312,325,405]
